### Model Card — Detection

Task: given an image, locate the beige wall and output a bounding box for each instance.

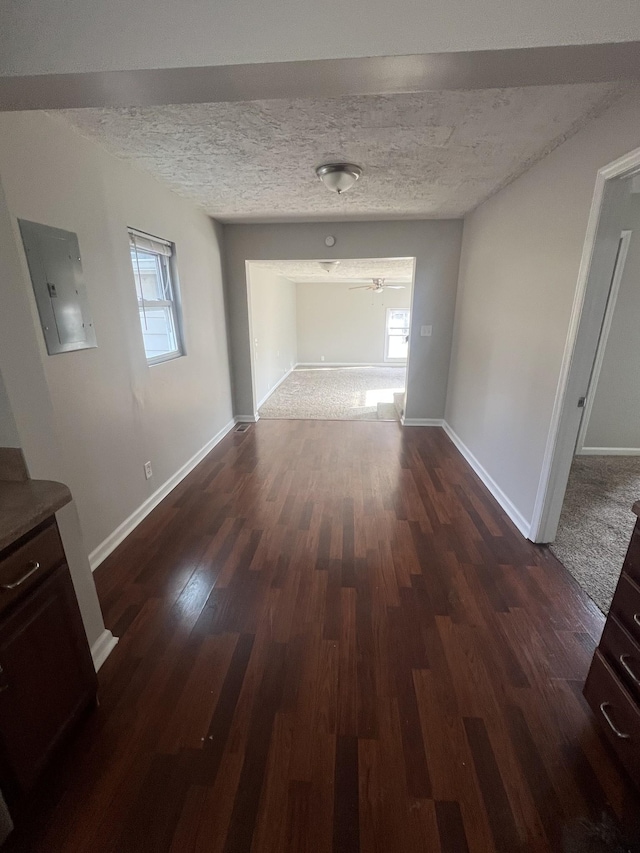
[446,91,640,527]
[247,266,297,407]
[223,221,462,420]
[0,176,107,651]
[584,192,640,450]
[296,280,412,365]
[0,369,19,447]
[0,111,233,562]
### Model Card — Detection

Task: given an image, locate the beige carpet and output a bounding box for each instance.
[550,455,640,613]
[258,366,406,421]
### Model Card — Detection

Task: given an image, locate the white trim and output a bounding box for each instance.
[442,423,531,538]
[235,413,259,423]
[578,446,640,456]
[256,366,295,409]
[401,417,444,427]
[575,230,632,453]
[530,145,640,544]
[91,629,118,671]
[88,417,236,570]
[295,362,405,368]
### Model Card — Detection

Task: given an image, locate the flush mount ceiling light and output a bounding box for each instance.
[316,163,363,195]
[319,260,341,274]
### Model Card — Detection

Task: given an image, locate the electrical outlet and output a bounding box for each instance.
[144,461,153,480]
[320,355,325,362]
[420,325,433,337]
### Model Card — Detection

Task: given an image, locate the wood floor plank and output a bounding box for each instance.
[5,421,639,852]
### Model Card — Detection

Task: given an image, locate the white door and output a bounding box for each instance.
[385,309,410,362]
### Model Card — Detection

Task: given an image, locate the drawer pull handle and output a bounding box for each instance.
[599,702,631,739]
[1,560,40,590]
[620,654,640,685]
[635,613,640,628]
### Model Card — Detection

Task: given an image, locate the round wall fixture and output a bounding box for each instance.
[316,163,363,195]
[325,235,336,247]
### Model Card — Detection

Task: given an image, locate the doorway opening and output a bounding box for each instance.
[245,257,416,421]
[531,146,640,612]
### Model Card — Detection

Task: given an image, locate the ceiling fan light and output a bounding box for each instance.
[316,163,363,194]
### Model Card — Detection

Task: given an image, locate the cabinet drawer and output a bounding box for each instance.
[0,564,97,795]
[623,522,640,586]
[609,572,640,647]
[599,615,640,702]
[0,521,64,616]
[584,650,640,785]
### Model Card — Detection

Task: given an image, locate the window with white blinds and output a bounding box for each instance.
[128,229,183,364]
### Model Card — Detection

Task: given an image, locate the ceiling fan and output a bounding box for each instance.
[349,278,406,293]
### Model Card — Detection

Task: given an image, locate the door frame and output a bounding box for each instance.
[244,257,417,420]
[574,229,632,454]
[529,145,640,543]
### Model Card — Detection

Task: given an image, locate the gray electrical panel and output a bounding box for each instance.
[18,220,97,355]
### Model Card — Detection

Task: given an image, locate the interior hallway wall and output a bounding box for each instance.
[445,90,640,531]
[296,280,412,365]
[0,369,20,448]
[583,192,640,452]
[223,220,463,420]
[247,266,297,407]
[0,111,234,561]
[0,176,107,650]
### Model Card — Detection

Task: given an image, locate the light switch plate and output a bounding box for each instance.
[420,325,433,337]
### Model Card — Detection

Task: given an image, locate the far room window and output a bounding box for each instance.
[385,308,410,362]
[128,229,183,364]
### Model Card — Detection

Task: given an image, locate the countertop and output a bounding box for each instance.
[0,478,72,553]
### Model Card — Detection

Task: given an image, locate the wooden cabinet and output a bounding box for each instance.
[584,502,640,788]
[0,518,97,800]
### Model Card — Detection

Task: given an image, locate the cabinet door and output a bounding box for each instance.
[0,565,97,795]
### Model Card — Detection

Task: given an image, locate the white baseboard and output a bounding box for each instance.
[256,366,295,409]
[441,422,531,539]
[577,446,640,456]
[296,362,405,368]
[88,417,236,571]
[235,414,259,423]
[91,629,118,672]
[401,417,444,427]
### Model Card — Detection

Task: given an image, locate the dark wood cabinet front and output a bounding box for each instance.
[0,521,97,800]
[584,502,640,789]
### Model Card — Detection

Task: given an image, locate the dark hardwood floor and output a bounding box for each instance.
[6,421,640,851]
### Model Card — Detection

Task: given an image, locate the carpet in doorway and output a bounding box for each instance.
[258,366,406,421]
[550,455,640,613]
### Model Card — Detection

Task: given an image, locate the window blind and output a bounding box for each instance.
[128,230,172,257]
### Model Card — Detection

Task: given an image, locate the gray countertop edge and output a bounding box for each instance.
[0,479,72,553]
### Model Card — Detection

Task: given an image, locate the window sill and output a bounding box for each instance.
[147,351,184,367]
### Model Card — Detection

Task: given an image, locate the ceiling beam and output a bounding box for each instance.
[1,42,640,111]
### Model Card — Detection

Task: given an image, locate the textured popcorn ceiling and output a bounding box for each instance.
[250,258,414,283]
[61,84,626,221]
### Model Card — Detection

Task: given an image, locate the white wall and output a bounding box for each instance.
[445,90,640,530]
[0,370,20,448]
[296,280,412,365]
[583,192,640,451]
[247,266,297,408]
[0,111,234,562]
[223,220,463,420]
[0,176,108,651]
[2,0,639,76]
